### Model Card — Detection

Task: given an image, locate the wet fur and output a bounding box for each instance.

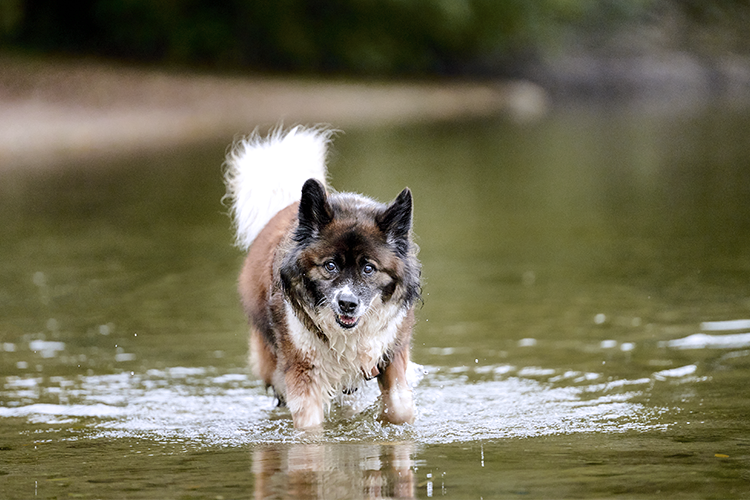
[227,128,420,429]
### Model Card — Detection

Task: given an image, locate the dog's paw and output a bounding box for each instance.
[380,387,415,425]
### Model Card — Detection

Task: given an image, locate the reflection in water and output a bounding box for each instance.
[252,442,414,500]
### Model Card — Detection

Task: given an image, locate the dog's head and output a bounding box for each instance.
[280,179,420,331]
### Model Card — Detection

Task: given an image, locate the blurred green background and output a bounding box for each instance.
[2,0,749,76]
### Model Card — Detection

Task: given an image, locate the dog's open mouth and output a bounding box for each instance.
[336,314,359,329]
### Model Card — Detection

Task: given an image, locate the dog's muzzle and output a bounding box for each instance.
[335,291,360,329]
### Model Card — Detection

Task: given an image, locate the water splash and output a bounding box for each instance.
[0,361,669,447]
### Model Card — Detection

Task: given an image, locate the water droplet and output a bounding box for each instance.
[522,270,536,286]
[32,271,46,287]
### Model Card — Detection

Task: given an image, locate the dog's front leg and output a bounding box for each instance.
[285,368,324,430]
[378,347,415,424]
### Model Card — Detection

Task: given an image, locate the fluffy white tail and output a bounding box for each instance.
[224,126,332,249]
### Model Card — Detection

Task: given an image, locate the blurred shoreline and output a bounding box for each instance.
[0,54,547,170]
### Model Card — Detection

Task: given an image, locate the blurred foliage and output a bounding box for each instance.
[0,0,24,35]
[668,0,750,55]
[2,0,750,75]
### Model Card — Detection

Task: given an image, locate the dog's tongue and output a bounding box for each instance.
[340,315,356,325]
[338,315,358,327]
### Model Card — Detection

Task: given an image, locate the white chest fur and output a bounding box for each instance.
[284,300,406,402]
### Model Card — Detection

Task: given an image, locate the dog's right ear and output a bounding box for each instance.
[296,178,333,242]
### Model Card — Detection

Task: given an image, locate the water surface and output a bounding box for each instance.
[2,102,750,498]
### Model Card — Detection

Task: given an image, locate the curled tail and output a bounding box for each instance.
[224,126,333,249]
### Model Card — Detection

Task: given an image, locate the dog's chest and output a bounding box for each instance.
[284,301,405,395]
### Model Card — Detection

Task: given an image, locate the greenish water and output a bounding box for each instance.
[2,103,750,498]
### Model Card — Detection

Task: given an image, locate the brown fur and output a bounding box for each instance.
[239,203,299,388]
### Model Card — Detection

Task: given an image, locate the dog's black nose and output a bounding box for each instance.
[338,293,359,314]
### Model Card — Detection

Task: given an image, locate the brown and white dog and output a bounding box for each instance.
[224,127,420,430]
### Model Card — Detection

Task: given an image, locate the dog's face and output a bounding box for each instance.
[280,179,419,332]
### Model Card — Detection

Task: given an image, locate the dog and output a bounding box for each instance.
[223,126,421,430]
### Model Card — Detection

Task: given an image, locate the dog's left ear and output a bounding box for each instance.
[377,188,413,256]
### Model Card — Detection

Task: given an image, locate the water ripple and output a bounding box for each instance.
[0,362,670,447]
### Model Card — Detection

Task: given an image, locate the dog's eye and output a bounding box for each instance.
[324,261,338,273]
[362,263,376,276]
